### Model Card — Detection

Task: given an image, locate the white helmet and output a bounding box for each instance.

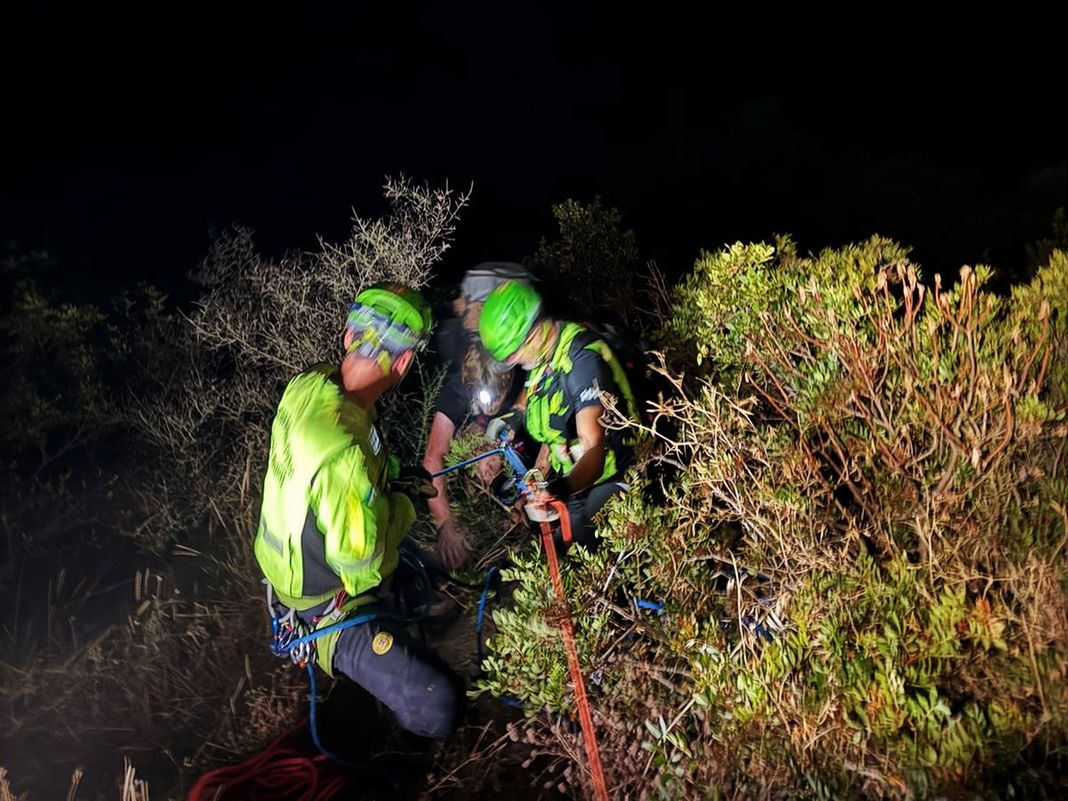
[460,262,535,303]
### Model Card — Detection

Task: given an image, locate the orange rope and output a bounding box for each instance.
[540,499,610,801]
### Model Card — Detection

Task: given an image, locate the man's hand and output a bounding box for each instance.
[391,465,438,501]
[436,518,472,570]
[485,411,524,444]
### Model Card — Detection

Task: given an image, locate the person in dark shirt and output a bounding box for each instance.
[422,263,533,569]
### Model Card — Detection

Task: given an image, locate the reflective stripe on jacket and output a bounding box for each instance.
[524,322,637,480]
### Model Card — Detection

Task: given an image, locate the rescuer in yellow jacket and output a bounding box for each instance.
[254,282,459,738]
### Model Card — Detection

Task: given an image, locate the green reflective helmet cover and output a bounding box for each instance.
[346,282,432,360]
[479,280,543,361]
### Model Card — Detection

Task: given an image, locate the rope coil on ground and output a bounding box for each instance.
[185,721,350,801]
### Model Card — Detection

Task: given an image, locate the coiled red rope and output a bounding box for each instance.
[186,721,350,801]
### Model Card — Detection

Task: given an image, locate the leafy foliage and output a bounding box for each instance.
[527,197,641,322]
[0,180,470,796]
[0,249,171,469]
[128,178,469,545]
[480,237,1068,799]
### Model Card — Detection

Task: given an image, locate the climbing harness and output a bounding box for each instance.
[266,583,398,666]
[185,588,396,800]
[260,586,406,794]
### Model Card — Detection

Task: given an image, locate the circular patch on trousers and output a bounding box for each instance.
[371,631,394,655]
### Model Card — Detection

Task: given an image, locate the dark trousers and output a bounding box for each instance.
[293,591,461,740]
[558,479,628,551]
[330,605,460,739]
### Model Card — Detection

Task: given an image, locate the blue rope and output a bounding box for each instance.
[633,597,668,625]
[475,566,499,665]
[472,566,527,713]
[430,446,505,478]
[501,445,530,486]
[431,441,534,498]
[305,662,400,794]
[741,613,775,642]
[270,610,404,791]
[273,612,395,656]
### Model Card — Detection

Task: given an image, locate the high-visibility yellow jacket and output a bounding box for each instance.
[524,322,637,480]
[254,364,415,615]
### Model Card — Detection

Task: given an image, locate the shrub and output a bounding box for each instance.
[527,197,641,323]
[128,177,469,545]
[0,249,170,471]
[0,179,470,795]
[479,237,1068,799]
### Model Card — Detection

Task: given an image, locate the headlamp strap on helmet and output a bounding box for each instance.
[345,301,425,365]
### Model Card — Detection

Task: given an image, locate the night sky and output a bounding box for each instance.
[3,2,1065,300]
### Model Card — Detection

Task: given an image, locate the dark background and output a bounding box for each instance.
[2,1,1065,300]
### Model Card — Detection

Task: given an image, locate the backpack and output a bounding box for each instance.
[582,320,671,435]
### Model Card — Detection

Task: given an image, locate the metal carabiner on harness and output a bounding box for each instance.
[265,581,313,666]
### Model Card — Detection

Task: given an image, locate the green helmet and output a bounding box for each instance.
[346,282,432,359]
[479,280,543,361]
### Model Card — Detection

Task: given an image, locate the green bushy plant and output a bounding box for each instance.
[1,181,470,796]
[1,249,171,470]
[129,178,469,544]
[479,237,1068,799]
[527,197,641,322]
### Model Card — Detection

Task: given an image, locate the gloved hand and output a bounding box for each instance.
[543,475,571,501]
[485,410,525,444]
[435,518,472,571]
[390,465,438,501]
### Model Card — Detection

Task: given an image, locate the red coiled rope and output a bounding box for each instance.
[186,721,350,801]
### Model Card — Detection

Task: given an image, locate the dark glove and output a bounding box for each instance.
[544,475,572,501]
[485,410,525,444]
[390,465,438,501]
